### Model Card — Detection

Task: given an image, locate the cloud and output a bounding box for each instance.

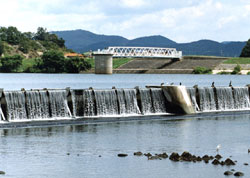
[0,0,250,42]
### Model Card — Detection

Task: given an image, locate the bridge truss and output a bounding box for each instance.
[100,46,182,59]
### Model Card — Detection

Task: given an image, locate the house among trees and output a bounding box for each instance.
[64,53,84,58]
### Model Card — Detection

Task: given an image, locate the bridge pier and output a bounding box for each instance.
[93,53,113,74]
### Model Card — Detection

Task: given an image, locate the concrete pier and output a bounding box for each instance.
[93,53,113,74]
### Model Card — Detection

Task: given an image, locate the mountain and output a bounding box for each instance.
[52,30,246,57]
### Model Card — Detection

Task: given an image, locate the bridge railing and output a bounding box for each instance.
[99,46,182,59]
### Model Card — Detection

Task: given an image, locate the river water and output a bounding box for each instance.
[0,74,250,178]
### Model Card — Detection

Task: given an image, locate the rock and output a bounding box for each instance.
[181,151,193,161]
[144,153,152,157]
[202,155,210,162]
[209,156,214,160]
[0,171,5,175]
[220,161,225,166]
[134,152,143,156]
[204,160,209,164]
[118,153,128,157]
[148,155,161,160]
[244,163,248,166]
[234,172,244,176]
[212,159,220,165]
[231,169,235,172]
[225,158,236,166]
[224,171,233,176]
[66,153,70,155]
[169,152,180,161]
[99,155,102,157]
[158,152,168,159]
[215,154,222,160]
[196,156,202,161]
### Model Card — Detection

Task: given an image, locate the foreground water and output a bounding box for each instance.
[0,74,250,178]
[0,113,250,178]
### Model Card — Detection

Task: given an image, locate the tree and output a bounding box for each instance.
[64,57,91,73]
[5,26,23,45]
[0,55,23,72]
[38,50,65,73]
[0,41,4,56]
[34,27,49,41]
[240,39,250,57]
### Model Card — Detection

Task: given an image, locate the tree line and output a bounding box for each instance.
[0,26,91,73]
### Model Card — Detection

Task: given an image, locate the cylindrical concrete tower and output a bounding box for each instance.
[94,53,113,74]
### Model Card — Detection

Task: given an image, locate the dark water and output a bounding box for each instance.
[0,74,250,177]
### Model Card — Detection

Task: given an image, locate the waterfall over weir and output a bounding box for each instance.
[0,85,249,122]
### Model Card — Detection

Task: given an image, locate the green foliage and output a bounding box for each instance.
[113,58,133,68]
[0,55,23,72]
[223,57,250,64]
[240,39,250,57]
[192,66,212,74]
[37,50,65,73]
[217,71,231,75]
[231,64,241,74]
[247,71,250,75]
[64,57,91,73]
[0,26,24,45]
[0,41,3,56]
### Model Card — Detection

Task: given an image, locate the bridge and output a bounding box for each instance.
[97,46,182,59]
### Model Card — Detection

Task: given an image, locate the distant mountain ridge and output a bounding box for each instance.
[52,30,246,57]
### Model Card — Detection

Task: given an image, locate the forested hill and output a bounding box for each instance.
[53,29,246,57]
[0,26,69,58]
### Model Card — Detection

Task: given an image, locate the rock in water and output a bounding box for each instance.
[212,159,220,165]
[234,172,244,176]
[224,171,233,176]
[169,152,180,161]
[215,154,222,160]
[118,153,128,157]
[134,152,143,156]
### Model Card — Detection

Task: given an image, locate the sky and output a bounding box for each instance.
[0,0,250,42]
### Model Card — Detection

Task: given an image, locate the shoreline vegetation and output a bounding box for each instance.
[0,26,250,74]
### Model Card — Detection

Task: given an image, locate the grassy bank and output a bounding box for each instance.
[85,57,133,69]
[223,57,250,64]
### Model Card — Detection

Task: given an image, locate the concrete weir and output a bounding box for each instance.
[0,85,249,124]
[162,86,195,114]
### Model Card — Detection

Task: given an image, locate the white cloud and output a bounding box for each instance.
[0,0,250,42]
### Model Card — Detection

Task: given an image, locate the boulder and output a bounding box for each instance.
[118,153,128,157]
[212,159,220,165]
[158,152,168,159]
[215,154,222,160]
[144,153,152,157]
[234,172,244,176]
[202,155,210,162]
[169,152,180,161]
[181,151,193,161]
[225,158,235,166]
[224,171,233,176]
[134,152,143,156]
[0,171,5,175]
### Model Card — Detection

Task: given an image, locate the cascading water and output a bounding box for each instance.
[26,90,50,119]
[83,90,96,117]
[116,89,127,115]
[139,89,154,114]
[4,91,27,120]
[48,90,71,118]
[94,90,119,116]
[123,89,141,115]
[150,88,167,113]
[216,87,234,110]
[198,87,216,111]
[186,88,200,112]
[233,87,250,110]
[71,90,84,117]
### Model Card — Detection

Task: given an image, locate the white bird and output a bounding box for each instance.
[216,144,221,153]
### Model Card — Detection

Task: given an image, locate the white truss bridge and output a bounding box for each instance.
[98,46,182,59]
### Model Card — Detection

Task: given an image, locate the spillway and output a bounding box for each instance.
[0,85,249,122]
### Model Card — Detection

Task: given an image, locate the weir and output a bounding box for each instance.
[0,85,249,122]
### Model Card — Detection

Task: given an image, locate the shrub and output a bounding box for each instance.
[192,66,212,74]
[247,71,250,75]
[240,39,250,57]
[217,71,231,75]
[231,64,241,74]
[0,55,23,72]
